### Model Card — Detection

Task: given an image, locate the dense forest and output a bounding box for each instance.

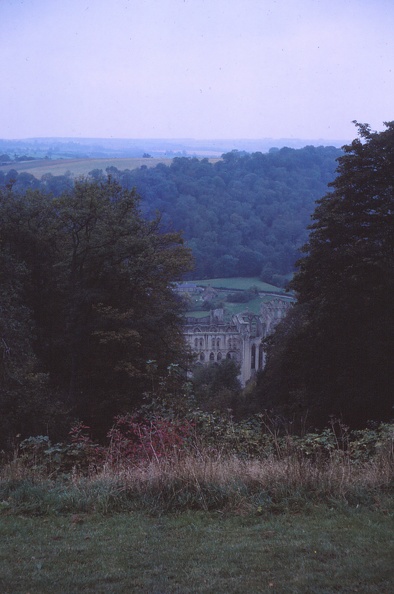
[0,145,342,284]
[0,179,192,446]
[1,127,392,441]
[256,122,394,428]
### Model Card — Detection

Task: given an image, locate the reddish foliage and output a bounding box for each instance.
[107,414,194,463]
[69,422,93,444]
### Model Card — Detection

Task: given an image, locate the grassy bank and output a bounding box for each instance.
[1,419,392,515]
[0,508,393,593]
[1,452,393,516]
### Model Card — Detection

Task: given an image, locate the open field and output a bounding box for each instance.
[182,277,292,317]
[195,277,288,293]
[0,156,222,179]
[0,157,175,178]
[0,509,392,593]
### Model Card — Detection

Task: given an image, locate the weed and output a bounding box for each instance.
[0,418,392,516]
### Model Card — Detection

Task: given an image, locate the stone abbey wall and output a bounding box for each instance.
[184,298,292,385]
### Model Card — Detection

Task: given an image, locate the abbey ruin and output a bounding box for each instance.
[183,297,292,385]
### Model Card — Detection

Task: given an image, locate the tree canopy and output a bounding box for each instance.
[1,145,342,283]
[0,179,192,444]
[257,122,394,428]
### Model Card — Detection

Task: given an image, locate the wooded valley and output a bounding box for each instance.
[0,125,393,443]
[0,145,342,285]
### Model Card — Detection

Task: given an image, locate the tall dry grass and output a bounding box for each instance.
[93,443,393,512]
[1,423,392,515]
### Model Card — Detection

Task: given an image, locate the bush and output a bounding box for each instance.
[107,414,194,464]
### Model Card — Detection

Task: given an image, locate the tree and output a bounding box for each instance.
[4,169,18,188]
[0,179,193,440]
[191,359,241,413]
[258,122,394,428]
[0,197,65,447]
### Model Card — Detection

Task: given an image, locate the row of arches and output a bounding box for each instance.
[193,345,265,368]
[193,337,238,350]
[194,351,234,362]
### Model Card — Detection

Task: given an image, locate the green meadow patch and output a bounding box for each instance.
[195,277,284,292]
[182,277,292,317]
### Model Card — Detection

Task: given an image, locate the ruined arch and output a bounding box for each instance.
[251,344,256,369]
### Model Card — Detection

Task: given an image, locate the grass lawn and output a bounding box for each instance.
[195,277,284,293]
[0,508,392,593]
[183,277,293,317]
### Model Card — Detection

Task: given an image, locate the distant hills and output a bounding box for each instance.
[0,136,350,160]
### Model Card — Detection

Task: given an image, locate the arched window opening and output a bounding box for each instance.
[209,352,215,361]
[200,352,205,362]
[217,352,222,361]
[259,345,264,369]
[251,320,258,338]
[251,344,256,370]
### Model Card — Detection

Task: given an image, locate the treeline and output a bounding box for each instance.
[255,123,394,428]
[0,145,342,283]
[0,153,37,163]
[0,179,192,447]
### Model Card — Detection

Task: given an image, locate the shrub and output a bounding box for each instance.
[16,423,105,476]
[107,414,194,464]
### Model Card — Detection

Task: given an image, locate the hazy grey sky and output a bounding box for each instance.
[1,0,393,140]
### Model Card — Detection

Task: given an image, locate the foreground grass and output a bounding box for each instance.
[1,424,392,591]
[0,508,392,593]
[2,451,392,516]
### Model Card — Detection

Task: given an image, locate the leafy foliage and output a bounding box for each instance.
[191,359,242,413]
[0,179,192,445]
[107,414,194,463]
[123,147,342,280]
[1,146,342,281]
[9,413,394,475]
[257,122,394,427]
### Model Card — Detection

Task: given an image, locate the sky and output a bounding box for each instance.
[1,0,393,141]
